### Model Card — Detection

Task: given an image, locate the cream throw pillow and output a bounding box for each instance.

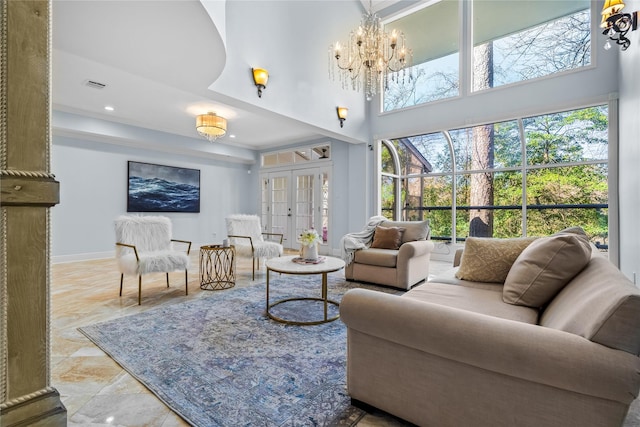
[503,230,592,308]
[455,237,537,283]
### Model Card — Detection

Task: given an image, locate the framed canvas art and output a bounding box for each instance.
[127,161,200,213]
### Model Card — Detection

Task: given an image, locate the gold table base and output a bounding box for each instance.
[267,296,340,326]
[199,245,235,290]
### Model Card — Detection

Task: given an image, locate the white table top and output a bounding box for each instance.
[265,255,345,274]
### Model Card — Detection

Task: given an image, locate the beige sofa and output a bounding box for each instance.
[344,220,433,290]
[340,231,640,427]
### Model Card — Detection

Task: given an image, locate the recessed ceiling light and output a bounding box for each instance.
[104,106,114,111]
[229,134,236,138]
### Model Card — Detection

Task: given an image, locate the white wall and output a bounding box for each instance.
[209,0,370,145]
[617,0,640,283]
[51,135,256,262]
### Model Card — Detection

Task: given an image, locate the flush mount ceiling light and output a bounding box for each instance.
[601,0,638,50]
[252,68,269,98]
[329,0,412,101]
[196,112,227,142]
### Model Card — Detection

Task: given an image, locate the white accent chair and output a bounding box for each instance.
[115,215,191,305]
[225,214,283,280]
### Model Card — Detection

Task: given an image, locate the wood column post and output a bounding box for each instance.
[0,0,65,425]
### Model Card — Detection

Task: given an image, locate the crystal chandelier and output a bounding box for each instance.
[329,1,412,101]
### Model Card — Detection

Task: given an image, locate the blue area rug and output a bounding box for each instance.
[79,273,398,426]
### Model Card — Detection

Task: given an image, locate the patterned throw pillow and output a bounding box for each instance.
[455,237,538,283]
[370,226,405,250]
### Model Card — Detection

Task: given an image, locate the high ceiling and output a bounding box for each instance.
[51,0,328,150]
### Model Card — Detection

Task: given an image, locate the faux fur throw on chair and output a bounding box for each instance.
[340,215,387,266]
[115,215,190,275]
[225,214,283,259]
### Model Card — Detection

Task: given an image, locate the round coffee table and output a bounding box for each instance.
[265,255,346,325]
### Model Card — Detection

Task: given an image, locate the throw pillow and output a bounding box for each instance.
[503,231,592,308]
[370,226,405,250]
[380,220,430,243]
[455,237,537,283]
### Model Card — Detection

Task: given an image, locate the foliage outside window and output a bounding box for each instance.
[381,105,609,247]
[380,143,398,220]
[473,2,590,91]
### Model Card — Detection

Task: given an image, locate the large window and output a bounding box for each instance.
[380,105,609,248]
[473,1,590,90]
[383,0,459,111]
[383,0,591,111]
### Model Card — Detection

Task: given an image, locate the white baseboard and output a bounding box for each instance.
[52,250,114,264]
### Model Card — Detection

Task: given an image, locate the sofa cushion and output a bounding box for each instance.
[455,237,537,283]
[407,282,539,324]
[429,268,506,291]
[353,248,398,268]
[381,220,429,244]
[503,232,592,308]
[371,226,404,250]
[540,255,640,355]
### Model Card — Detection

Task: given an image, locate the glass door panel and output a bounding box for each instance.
[294,171,315,242]
[270,173,291,245]
[321,171,329,244]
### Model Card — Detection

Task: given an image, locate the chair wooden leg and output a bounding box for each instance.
[185,270,188,295]
[138,275,142,305]
[119,274,124,296]
[166,272,170,288]
[252,257,256,280]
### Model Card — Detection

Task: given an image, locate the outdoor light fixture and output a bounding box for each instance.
[329,0,412,101]
[196,112,227,142]
[252,68,269,98]
[601,0,638,50]
[336,106,348,128]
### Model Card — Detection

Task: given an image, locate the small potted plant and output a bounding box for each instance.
[298,228,322,260]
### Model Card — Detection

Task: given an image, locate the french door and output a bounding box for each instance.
[260,167,330,251]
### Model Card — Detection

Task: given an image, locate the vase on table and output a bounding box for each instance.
[300,243,318,261]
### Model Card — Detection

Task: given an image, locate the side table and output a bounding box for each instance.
[199,245,235,290]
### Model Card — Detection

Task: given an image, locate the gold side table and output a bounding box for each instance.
[199,245,236,290]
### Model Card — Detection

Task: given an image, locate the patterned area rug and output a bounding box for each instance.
[79,273,399,427]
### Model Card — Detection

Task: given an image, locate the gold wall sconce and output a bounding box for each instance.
[601,0,638,50]
[252,68,269,98]
[336,106,348,128]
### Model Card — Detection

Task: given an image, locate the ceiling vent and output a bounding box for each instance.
[84,80,107,89]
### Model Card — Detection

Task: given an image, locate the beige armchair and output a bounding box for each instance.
[343,219,434,290]
[225,214,283,280]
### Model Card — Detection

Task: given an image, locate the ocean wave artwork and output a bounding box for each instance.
[127,161,200,213]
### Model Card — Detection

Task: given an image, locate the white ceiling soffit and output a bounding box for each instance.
[51,0,322,151]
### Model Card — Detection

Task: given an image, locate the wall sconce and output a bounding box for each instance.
[601,0,638,50]
[336,106,348,128]
[252,68,269,98]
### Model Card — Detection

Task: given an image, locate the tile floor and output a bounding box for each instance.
[52,252,451,426]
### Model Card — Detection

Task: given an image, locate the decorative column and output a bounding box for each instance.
[0,0,65,425]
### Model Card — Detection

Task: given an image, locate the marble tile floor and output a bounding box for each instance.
[52,252,453,427]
